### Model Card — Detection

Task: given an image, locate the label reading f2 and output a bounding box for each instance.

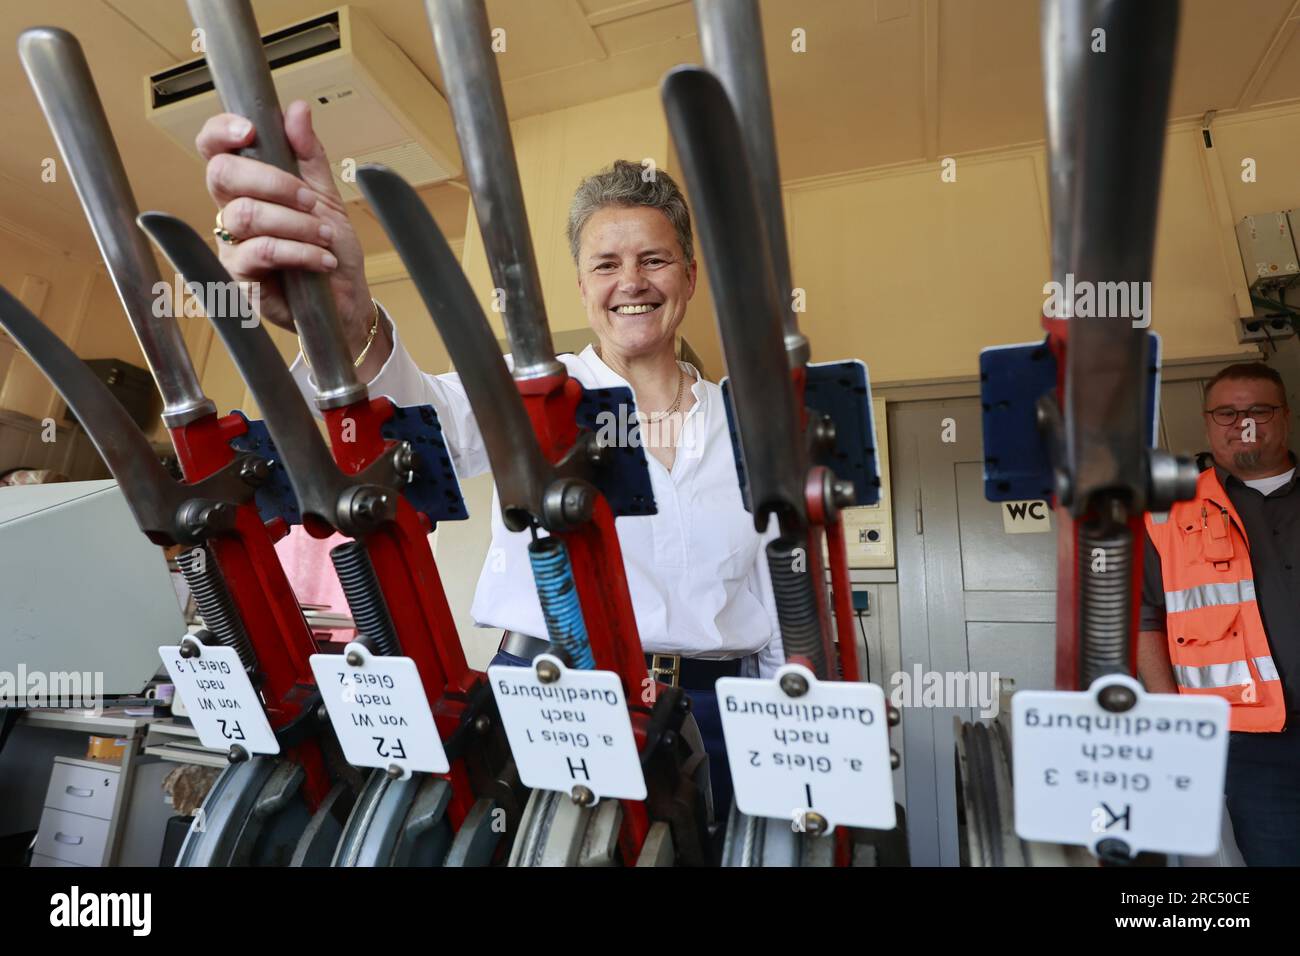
[1013,675,1230,856]
[717,665,895,832]
[309,646,447,775]
[489,656,645,802]
[159,642,278,755]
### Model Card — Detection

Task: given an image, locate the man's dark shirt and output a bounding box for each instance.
[1141,457,1300,715]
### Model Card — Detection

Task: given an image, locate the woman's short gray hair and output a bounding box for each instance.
[566,159,694,266]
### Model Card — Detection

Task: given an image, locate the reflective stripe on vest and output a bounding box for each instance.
[1173,655,1280,689]
[1174,661,1252,689]
[1164,578,1256,613]
[1255,655,1280,682]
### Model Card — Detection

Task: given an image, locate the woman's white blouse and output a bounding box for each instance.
[291,311,784,677]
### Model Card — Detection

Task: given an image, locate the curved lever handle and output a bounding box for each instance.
[424,0,563,381]
[184,0,364,411]
[1056,0,1179,515]
[19,27,214,428]
[1039,0,1090,289]
[694,0,807,367]
[356,164,552,532]
[0,285,250,545]
[138,212,400,538]
[661,67,807,533]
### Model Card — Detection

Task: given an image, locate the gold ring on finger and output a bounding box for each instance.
[213,208,239,245]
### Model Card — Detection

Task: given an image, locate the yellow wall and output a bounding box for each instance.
[454,92,1299,389]
[784,107,1300,385]
[8,95,1300,421]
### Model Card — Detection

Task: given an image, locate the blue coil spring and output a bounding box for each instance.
[528,537,595,670]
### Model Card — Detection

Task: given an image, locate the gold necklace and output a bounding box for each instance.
[595,344,686,423]
[640,366,685,424]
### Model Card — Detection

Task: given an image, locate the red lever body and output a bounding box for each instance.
[168,412,331,810]
[320,397,480,828]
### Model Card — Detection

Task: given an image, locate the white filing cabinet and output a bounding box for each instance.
[32,757,129,867]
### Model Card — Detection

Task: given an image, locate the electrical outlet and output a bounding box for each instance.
[1237,315,1295,345]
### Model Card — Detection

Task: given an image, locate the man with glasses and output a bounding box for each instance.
[1139,362,1298,864]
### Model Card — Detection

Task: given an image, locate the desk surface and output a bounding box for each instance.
[21,709,153,736]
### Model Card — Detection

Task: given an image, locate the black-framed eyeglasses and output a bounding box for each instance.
[1204,404,1281,426]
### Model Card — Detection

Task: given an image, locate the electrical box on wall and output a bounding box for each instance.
[839,399,894,568]
[1235,211,1299,291]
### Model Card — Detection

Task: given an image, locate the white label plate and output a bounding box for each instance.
[489,655,645,802]
[310,644,448,776]
[1013,675,1230,856]
[717,664,895,832]
[159,641,278,755]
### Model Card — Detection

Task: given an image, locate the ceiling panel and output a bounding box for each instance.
[939,0,1043,155]
[1169,0,1295,116]
[592,1,695,55]
[1253,18,1300,106]
[1,0,1299,265]
[765,0,928,178]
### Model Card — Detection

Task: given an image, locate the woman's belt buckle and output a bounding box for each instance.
[649,653,681,688]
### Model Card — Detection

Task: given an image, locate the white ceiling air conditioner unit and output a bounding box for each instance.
[145,5,461,201]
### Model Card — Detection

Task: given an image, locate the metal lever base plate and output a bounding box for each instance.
[721,359,881,512]
[574,384,657,517]
[980,333,1162,502]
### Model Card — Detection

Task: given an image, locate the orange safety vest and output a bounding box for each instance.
[1145,468,1285,732]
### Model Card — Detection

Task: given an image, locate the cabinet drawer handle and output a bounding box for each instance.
[54,832,84,846]
[65,786,94,798]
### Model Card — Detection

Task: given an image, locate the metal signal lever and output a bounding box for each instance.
[685,0,879,689]
[1037,0,1198,689]
[160,0,526,856]
[335,0,713,866]
[662,67,840,681]
[17,28,340,800]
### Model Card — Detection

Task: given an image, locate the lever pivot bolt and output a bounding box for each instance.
[239,458,270,485]
[395,442,417,476]
[831,479,855,509]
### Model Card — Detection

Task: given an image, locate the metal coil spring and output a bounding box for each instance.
[1078,523,1132,686]
[766,536,826,678]
[528,537,594,670]
[330,541,401,657]
[176,545,258,672]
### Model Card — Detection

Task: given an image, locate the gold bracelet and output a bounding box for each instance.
[300,299,380,369]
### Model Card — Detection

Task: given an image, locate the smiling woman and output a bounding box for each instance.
[196,111,786,824]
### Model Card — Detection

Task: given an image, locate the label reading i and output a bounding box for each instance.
[717,664,895,833]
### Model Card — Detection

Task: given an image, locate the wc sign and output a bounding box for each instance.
[1002,499,1051,534]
